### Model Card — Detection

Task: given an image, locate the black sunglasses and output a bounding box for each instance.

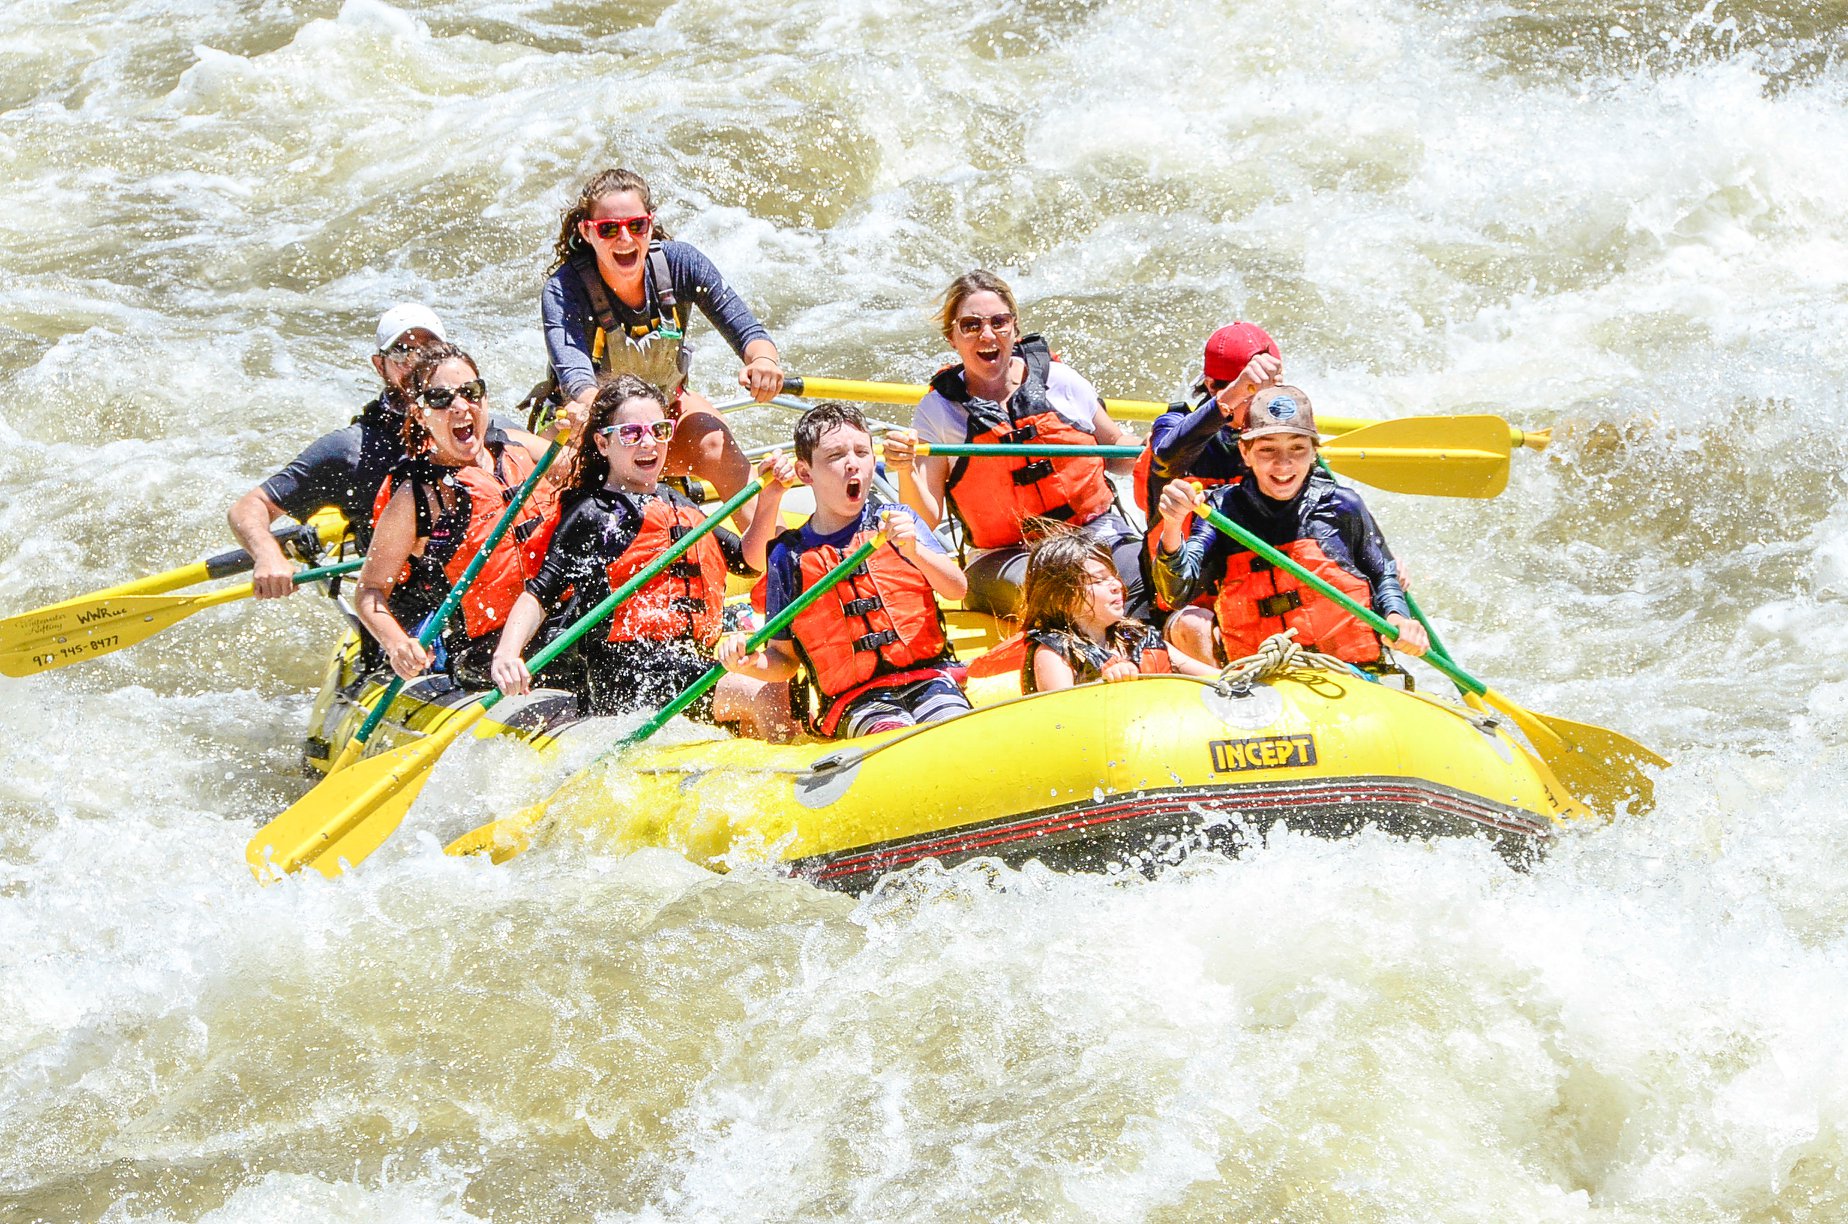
[418,379,487,411]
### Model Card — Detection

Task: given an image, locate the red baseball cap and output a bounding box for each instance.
[1202,322,1280,382]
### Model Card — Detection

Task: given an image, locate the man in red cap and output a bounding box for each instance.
[1131,322,1283,606]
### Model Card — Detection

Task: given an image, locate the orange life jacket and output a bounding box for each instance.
[778,523,955,735]
[603,494,728,646]
[1212,538,1383,664]
[372,435,559,639]
[935,336,1115,550]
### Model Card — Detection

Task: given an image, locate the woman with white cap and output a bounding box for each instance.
[1153,385,1428,667]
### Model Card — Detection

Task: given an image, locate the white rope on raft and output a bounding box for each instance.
[1216,629,1355,691]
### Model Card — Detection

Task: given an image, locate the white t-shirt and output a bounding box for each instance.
[912,360,1103,443]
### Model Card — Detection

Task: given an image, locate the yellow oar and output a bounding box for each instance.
[2,508,351,650]
[247,480,766,881]
[0,559,363,678]
[1185,490,1664,814]
[783,375,1551,451]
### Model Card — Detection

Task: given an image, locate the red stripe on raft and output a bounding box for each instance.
[807,780,1549,883]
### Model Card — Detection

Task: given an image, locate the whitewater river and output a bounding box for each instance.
[5,0,1848,1218]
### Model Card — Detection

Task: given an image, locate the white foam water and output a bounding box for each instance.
[4,0,1848,1218]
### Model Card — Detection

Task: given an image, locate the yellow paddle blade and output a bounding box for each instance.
[0,586,250,677]
[1321,415,1511,498]
[247,704,488,881]
[1474,687,1666,815]
[446,799,548,864]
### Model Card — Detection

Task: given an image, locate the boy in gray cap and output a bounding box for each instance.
[1152,384,1428,667]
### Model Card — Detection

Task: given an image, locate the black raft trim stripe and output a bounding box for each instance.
[795,776,1553,885]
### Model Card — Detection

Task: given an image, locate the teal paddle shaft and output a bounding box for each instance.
[348,436,571,750]
[1192,500,1489,699]
[272,559,359,585]
[617,531,887,748]
[291,559,364,584]
[921,443,1141,459]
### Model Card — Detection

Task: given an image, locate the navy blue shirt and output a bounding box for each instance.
[1144,392,1247,512]
[542,240,772,402]
[260,397,406,551]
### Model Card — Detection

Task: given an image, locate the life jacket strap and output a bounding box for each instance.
[1256,591,1302,619]
[840,596,884,618]
[1012,460,1055,485]
[853,628,901,653]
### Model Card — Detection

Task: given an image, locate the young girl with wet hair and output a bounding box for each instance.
[491,374,790,737]
[538,167,783,514]
[1013,528,1217,693]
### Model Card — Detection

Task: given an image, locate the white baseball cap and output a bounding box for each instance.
[374,303,447,352]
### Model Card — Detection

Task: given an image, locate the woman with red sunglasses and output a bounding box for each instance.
[882,269,1145,619]
[539,168,782,515]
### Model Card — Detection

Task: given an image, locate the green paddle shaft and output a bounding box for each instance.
[348,436,570,751]
[618,532,886,748]
[1191,499,1488,698]
[1402,590,1454,664]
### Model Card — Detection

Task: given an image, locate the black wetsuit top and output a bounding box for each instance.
[1152,472,1409,618]
[526,485,752,717]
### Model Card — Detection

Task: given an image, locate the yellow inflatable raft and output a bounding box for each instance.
[305,627,1588,891]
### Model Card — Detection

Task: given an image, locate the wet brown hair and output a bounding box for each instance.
[1017,528,1145,654]
[565,374,671,496]
[549,168,672,272]
[935,269,1019,342]
[399,342,483,455]
[793,400,870,464]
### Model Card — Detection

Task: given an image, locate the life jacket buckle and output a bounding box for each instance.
[853,628,900,652]
[1256,591,1302,619]
[1249,556,1272,572]
[667,560,701,578]
[1000,423,1039,445]
[841,596,884,618]
[668,524,690,540]
[1012,459,1055,485]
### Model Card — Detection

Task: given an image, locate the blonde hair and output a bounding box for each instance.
[935,269,1019,341]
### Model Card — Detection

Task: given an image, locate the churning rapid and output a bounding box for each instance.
[4,0,1848,1218]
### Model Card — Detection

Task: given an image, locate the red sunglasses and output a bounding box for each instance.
[584,214,652,240]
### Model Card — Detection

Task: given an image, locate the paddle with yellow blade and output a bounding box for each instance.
[913,412,1513,499]
[324,429,571,774]
[246,478,766,881]
[447,527,892,864]
[0,559,363,679]
[783,375,1551,452]
[1183,488,1666,814]
[0,507,350,657]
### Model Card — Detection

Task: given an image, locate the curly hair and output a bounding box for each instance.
[548,168,673,272]
[398,342,483,455]
[563,374,672,496]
